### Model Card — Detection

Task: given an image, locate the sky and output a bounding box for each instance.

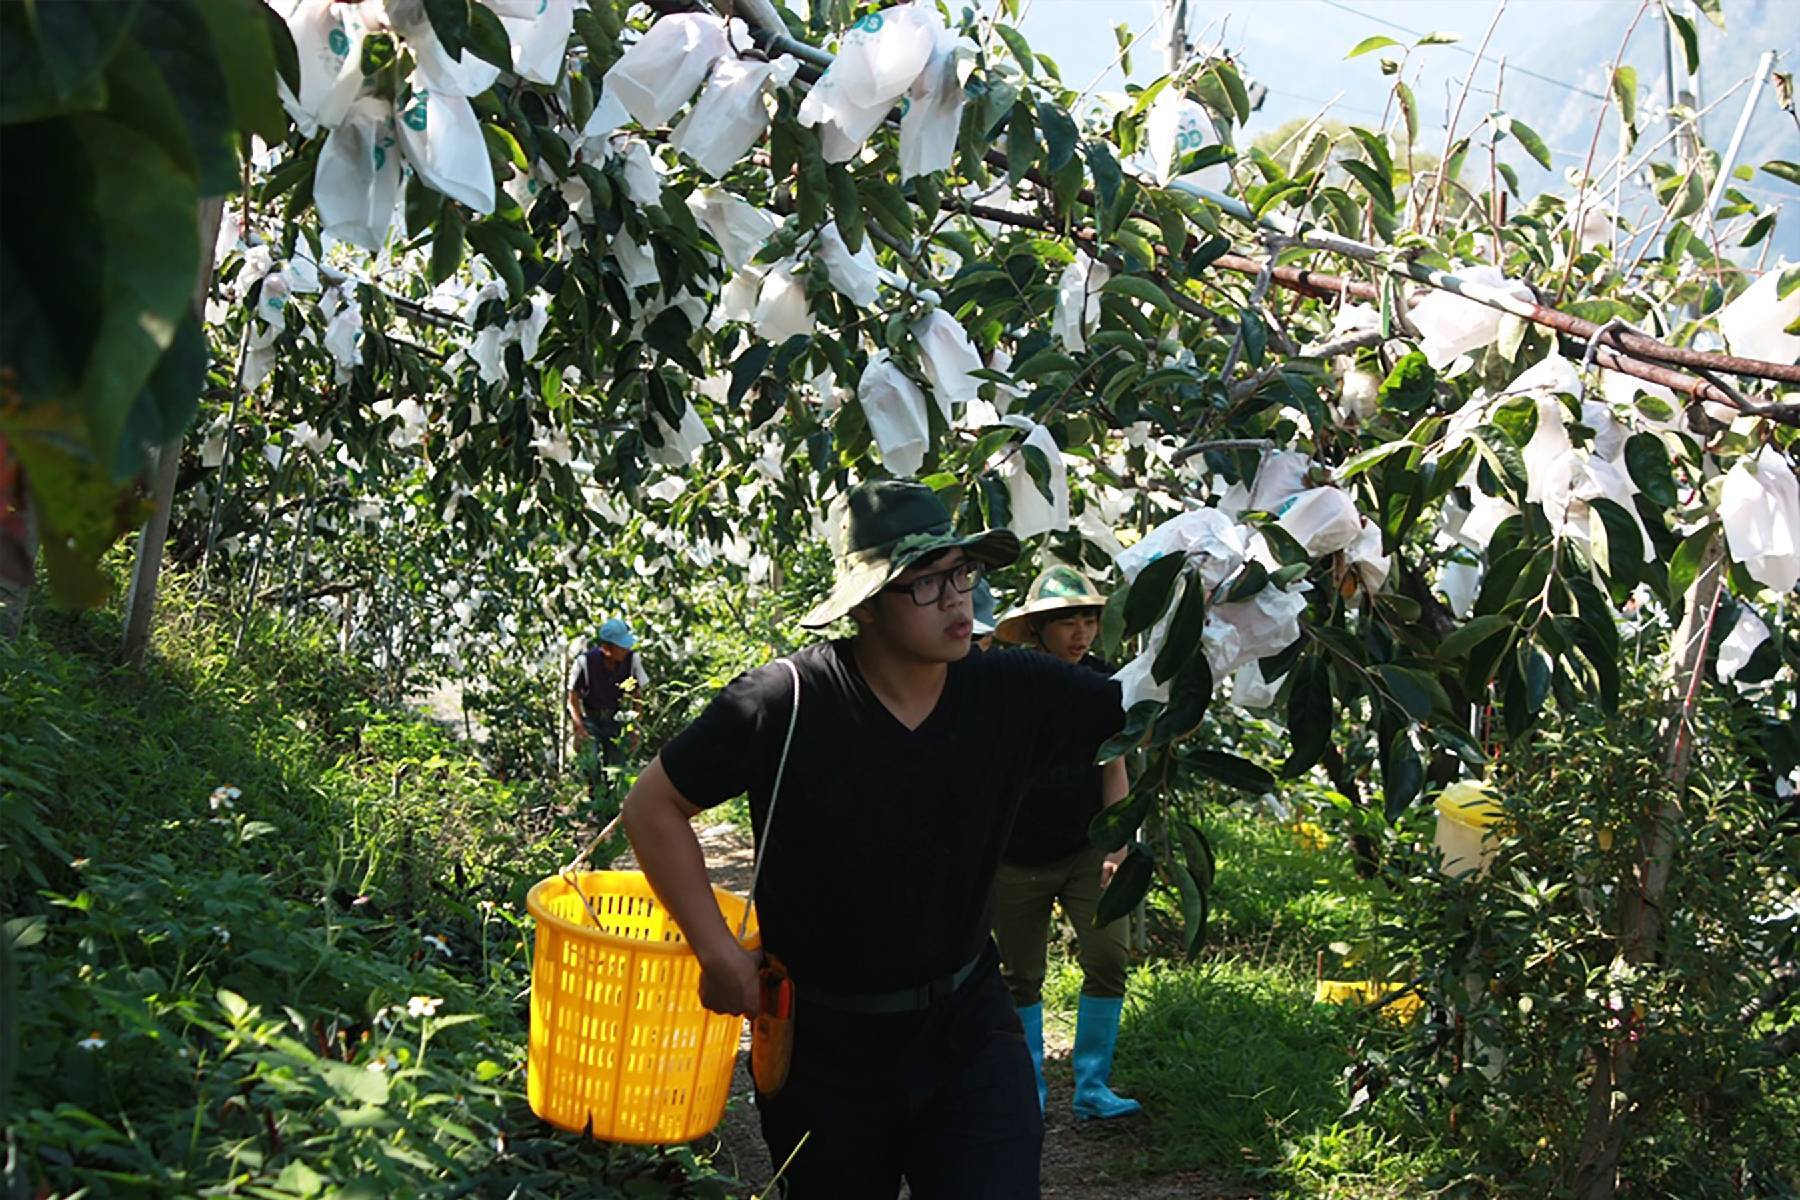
[1009,0,1798,259]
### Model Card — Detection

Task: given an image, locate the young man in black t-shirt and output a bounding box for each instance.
[621,480,1125,1198]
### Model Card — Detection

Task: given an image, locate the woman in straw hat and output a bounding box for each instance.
[992,565,1143,1121]
[622,481,1128,1198]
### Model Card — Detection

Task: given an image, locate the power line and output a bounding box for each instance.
[1318,0,1609,101]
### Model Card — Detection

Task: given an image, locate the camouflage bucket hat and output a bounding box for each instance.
[994,564,1109,644]
[800,480,1022,629]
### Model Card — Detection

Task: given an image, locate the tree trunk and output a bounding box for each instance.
[0,447,36,640]
[1572,533,1726,1200]
[121,196,225,666]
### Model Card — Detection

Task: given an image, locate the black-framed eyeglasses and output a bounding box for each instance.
[883,559,985,607]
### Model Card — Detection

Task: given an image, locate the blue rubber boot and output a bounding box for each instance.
[1071,995,1142,1120]
[1017,1003,1047,1113]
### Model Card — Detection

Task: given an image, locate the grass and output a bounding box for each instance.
[1037,807,1446,1198]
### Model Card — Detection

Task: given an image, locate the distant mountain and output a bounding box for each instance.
[1508,0,1796,266]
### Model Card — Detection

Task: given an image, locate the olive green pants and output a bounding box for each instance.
[992,844,1130,1007]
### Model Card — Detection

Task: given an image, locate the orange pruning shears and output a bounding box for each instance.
[751,954,794,1097]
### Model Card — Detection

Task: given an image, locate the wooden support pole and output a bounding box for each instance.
[122,196,226,666]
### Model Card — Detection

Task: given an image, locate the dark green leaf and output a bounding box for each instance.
[728,342,772,406]
[1474,424,1528,493]
[1667,525,1714,599]
[1223,560,1268,603]
[1037,101,1078,171]
[995,23,1035,76]
[430,203,464,284]
[1098,582,1130,661]
[1623,431,1677,507]
[1102,274,1178,316]
[1122,551,1185,640]
[827,164,864,251]
[1177,821,1216,893]
[1088,786,1152,853]
[1096,700,1158,763]
[119,8,240,194]
[1378,664,1434,721]
[118,311,208,465]
[1378,351,1435,411]
[0,1,135,123]
[421,0,470,60]
[1437,613,1513,660]
[465,2,511,70]
[1185,749,1274,793]
[1741,211,1777,248]
[64,116,200,472]
[1669,11,1699,73]
[1096,843,1155,927]
[1339,159,1395,213]
[1238,306,1267,366]
[1760,161,1800,187]
[1521,643,1551,711]
[1382,739,1423,822]
[1282,654,1332,777]
[1507,117,1552,171]
[1086,140,1122,210]
[465,222,523,299]
[1588,497,1643,595]
[192,0,288,141]
[1160,649,1214,739]
[1153,572,1208,682]
[1171,861,1209,957]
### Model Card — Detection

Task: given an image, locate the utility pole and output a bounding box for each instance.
[1661,0,1703,166]
[1167,0,1189,75]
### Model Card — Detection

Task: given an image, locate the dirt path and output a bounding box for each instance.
[618,825,1256,1199]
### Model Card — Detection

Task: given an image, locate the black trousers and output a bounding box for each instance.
[755,955,1043,1199]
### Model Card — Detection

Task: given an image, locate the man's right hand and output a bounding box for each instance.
[696,942,762,1017]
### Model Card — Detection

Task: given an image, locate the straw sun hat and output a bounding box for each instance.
[994,564,1109,645]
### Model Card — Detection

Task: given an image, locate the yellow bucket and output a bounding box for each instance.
[1314,979,1423,1025]
[1434,779,1504,878]
[526,870,758,1143]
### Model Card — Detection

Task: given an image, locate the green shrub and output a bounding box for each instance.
[1362,682,1800,1197]
[2,575,739,1197]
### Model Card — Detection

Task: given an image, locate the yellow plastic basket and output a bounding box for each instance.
[526,869,758,1143]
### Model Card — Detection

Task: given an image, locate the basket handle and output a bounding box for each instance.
[558,813,625,930]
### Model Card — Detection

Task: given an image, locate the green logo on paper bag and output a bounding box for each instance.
[328,27,350,57]
[403,96,428,132]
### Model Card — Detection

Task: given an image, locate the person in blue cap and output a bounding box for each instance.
[567,617,652,785]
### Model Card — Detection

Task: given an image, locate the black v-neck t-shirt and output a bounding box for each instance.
[1002,652,1118,867]
[658,639,1125,994]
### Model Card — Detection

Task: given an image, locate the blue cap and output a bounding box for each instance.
[597,617,637,649]
[970,578,997,636]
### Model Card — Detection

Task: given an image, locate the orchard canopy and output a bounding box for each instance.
[4,0,1800,935]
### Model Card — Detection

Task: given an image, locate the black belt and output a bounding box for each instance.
[797,953,986,1016]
